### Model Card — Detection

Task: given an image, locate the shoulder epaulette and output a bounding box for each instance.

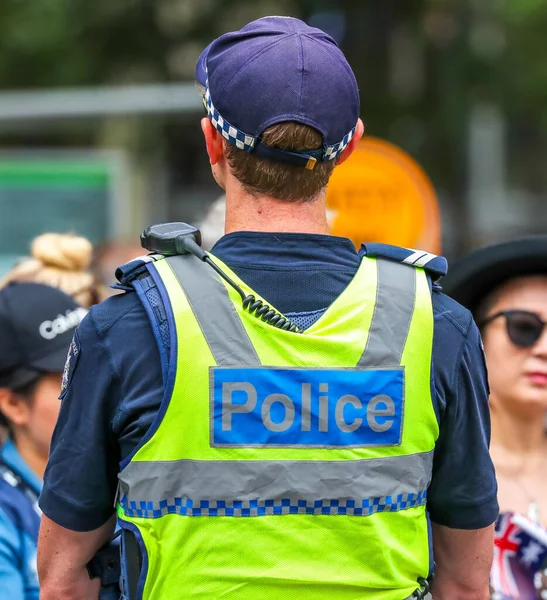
[359,243,448,280]
[114,254,164,290]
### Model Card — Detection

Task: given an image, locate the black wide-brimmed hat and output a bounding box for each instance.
[442,236,547,314]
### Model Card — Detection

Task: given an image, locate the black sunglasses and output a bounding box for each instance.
[480,310,547,348]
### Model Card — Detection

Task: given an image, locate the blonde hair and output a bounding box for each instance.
[0,233,99,308]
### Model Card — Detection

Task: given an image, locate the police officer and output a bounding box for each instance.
[38,17,497,600]
[0,283,85,599]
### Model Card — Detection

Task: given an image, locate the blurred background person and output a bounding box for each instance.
[0,283,86,600]
[0,232,99,446]
[1,233,101,309]
[444,237,547,600]
[93,238,147,294]
[196,194,226,250]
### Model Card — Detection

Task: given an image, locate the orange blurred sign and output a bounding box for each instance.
[327,137,441,253]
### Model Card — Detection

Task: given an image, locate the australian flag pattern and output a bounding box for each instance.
[491,512,547,599]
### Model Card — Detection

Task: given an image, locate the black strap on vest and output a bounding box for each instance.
[123,529,142,600]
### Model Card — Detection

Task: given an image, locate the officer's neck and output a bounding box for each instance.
[224,179,330,235]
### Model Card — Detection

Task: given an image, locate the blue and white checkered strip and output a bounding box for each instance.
[204,76,356,161]
[120,490,427,519]
[322,126,356,161]
[204,80,256,152]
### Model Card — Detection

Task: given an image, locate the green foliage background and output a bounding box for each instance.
[1,0,547,251]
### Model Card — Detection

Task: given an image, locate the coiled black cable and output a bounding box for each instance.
[242,294,299,332]
[142,230,301,334]
[201,255,300,333]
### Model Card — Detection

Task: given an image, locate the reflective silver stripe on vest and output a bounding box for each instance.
[118,451,432,517]
[359,259,416,367]
[166,255,260,368]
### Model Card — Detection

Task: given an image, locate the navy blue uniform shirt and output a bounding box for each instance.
[40,232,498,531]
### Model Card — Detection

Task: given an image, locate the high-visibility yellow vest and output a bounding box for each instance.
[117,251,438,600]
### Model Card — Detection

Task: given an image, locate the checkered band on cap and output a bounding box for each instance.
[204,76,356,163]
[323,126,356,161]
[204,79,256,152]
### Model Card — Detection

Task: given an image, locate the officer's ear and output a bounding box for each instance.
[201,117,225,166]
[336,118,365,166]
[0,388,32,428]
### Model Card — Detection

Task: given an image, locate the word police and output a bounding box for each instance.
[222,382,395,434]
[212,368,404,447]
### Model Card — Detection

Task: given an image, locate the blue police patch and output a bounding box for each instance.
[211,367,404,448]
[59,331,80,400]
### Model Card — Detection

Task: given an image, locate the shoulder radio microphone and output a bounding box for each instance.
[141,223,299,333]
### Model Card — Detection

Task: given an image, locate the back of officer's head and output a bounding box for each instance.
[196,17,361,202]
[0,283,86,446]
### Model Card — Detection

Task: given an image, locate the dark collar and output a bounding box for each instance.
[212,231,360,269]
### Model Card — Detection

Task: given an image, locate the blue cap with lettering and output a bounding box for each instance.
[0,282,86,389]
[195,16,360,169]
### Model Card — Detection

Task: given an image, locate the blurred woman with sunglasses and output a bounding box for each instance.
[444,236,547,600]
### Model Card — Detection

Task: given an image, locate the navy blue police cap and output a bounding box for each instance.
[195,16,360,170]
